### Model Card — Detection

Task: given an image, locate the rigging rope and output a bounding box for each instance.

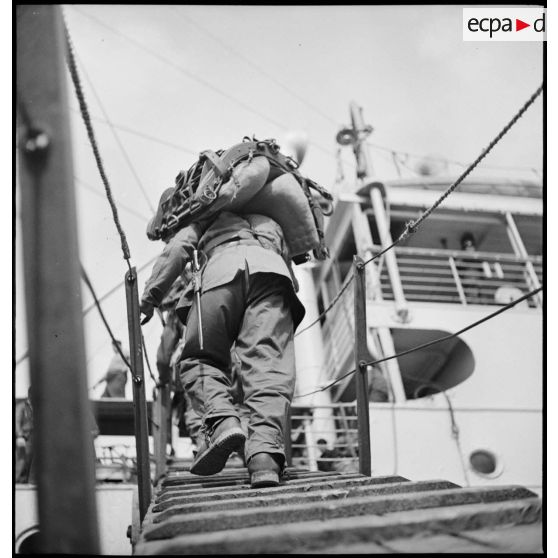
[80,265,138,381]
[296,84,543,335]
[294,285,542,399]
[63,16,133,270]
[64,15,163,394]
[361,84,543,268]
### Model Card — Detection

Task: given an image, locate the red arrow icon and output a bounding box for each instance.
[516,19,530,31]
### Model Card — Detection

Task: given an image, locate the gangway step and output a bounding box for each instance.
[132,468,542,555]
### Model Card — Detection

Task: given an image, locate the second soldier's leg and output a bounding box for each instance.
[180,273,247,476]
[180,275,246,424]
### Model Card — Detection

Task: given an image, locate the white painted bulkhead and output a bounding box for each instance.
[365,299,542,494]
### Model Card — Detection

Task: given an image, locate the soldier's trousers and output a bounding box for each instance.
[179,270,295,465]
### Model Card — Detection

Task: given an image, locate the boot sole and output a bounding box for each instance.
[250,470,280,488]
[189,428,245,476]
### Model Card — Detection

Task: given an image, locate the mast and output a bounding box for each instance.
[16,5,100,553]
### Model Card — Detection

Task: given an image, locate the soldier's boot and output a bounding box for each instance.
[190,416,245,476]
[248,452,283,488]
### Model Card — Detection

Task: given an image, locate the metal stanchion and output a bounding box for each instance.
[125,268,152,521]
[353,256,372,476]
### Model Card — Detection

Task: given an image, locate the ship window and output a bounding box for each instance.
[391,328,474,399]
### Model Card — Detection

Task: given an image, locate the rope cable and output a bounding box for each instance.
[16,254,160,368]
[63,15,133,269]
[295,271,355,337]
[296,84,543,335]
[361,84,543,268]
[141,332,159,387]
[80,265,138,381]
[294,285,542,399]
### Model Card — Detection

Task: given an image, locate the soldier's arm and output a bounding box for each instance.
[141,224,201,319]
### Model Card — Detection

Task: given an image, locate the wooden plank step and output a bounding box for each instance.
[134,498,541,555]
[160,468,350,488]
[303,522,543,554]
[152,479,459,519]
[154,474,408,504]
[141,485,536,540]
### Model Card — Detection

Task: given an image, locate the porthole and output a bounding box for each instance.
[469,449,502,478]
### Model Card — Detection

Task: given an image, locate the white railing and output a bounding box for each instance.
[374,246,542,308]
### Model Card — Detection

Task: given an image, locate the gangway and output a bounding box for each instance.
[131,460,541,554]
[16,6,544,554]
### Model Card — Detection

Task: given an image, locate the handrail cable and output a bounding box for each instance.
[63,15,133,272]
[15,254,159,368]
[80,265,136,378]
[72,52,156,213]
[65,17,163,396]
[361,84,543,268]
[295,84,543,336]
[294,285,542,399]
[141,333,159,388]
[295,271,355,337]
[81,265,160,388]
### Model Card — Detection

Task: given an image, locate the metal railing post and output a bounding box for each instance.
[448,256,468,305]
[353,256,372,476]
[16,5,100,553]
[505,212,543,307]
[124,268,152,521]
[154,384,170,481]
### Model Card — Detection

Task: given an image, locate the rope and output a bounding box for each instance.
[15,255,159,368]
[296,84,543,335]
[63,15,133,270]
[399,373,471,486]
[80,265,140,382]
[362,83,543,268]
[141,332,160,388]
[295,271,355,337]
[294,285,542,399]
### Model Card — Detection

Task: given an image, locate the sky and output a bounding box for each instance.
[14,4,546,399]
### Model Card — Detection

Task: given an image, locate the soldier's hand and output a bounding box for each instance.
[140,300,154,325]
